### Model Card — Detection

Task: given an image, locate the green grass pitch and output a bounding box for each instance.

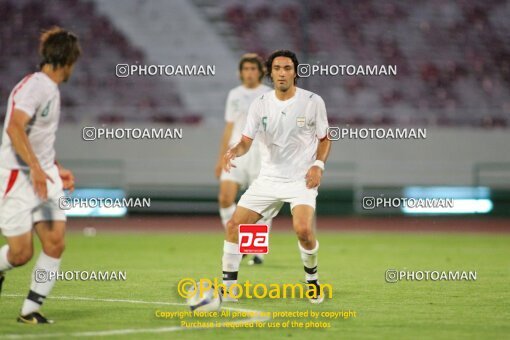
[0,230,509,339]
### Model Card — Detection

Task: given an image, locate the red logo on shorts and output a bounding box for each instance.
[239,224,269,254]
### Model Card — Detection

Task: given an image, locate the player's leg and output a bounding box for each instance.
[221,176,283,301]
[219,151,250,230]
[18,164,67,324]
[291,204,323,304]
[0,232,34,295]
[0,232,34,268]
[222,205,261,300]
[218,180,239,229]
[292,205,316,249]
[0,168,37,297]
[18,220,65,324]
[246,151,270,265]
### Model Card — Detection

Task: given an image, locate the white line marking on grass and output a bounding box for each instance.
[2,294,269,338]
[3,294,185,306]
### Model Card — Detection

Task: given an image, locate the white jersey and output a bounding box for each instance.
[225,84,271,147]
[242,87,329,182]
[0,72,61,170]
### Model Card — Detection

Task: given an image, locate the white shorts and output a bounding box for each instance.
[0,165,66,237]
[220,146,262,189]
[237,176,318,219]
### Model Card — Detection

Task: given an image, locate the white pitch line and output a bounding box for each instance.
[3,294,185,306]
[1,294,270,339]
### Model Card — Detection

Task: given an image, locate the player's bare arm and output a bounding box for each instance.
[215,122,234,178]
[6,108,53,199]
[306,137,332,189]
[223,135,253,172]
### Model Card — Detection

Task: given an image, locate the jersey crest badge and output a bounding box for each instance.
[296,117,306,128]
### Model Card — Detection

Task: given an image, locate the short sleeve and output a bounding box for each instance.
[13,77,45,118]
[224,91,238,123]
[315,96,329,139]
[242,97,262,139]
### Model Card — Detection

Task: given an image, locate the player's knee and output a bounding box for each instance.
[295,227,313,243]
[9,247,33,266]
[42,239,66,258]
[226,218,239,239]
[226,218,237,232]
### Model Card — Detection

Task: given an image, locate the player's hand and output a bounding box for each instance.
[215,159,223,179]
[30,166,54,200]
[223,148,237,173]
[305,166,323,189]
[59,167,75,193]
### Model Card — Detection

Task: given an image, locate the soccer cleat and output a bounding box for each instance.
[0,272,5,296]
[307,280,324,304]
[17,312,54,324]
[247,255,264,266]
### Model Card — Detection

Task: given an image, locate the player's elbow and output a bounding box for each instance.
[6,121,21,140]
[7,110,30,139]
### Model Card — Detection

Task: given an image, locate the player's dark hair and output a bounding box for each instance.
[39,26,81,69]
[239,53,265,82]
[265,49,299,84]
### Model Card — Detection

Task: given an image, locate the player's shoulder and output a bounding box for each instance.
[256,89,274,102]
[228,85,245,98]
[297,87,324,105]
[28,72,55,87]
[247,89,271,113]
[16,72,56,95]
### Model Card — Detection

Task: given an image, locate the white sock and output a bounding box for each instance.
[0,245,14,271]
[298,240,319,281]
[219,204,236,229]
[222,240,242,293]
[21,252,61,315]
